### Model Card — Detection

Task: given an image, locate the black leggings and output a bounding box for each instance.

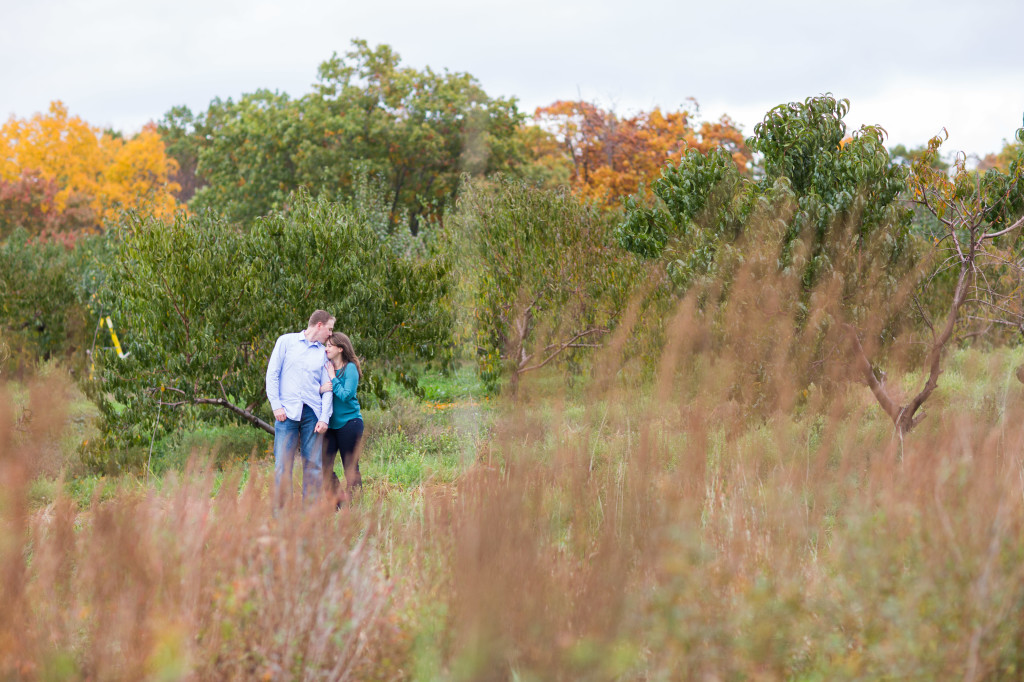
[322,418,364,498]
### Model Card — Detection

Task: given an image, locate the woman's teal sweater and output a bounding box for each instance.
[328,362,361,428]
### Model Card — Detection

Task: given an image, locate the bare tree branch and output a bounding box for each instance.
[194,397,274,434]
[156,400,189,408]
[911,293,935,336]
[981,214,1024,241]
[519,328,610,375]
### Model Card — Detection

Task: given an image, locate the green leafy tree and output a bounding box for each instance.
[88,194,452,470]
[454,177,637,389]
[621,95,1024,434]
[890,143,950,173]
[187,90,307,223]
[306,40,525,233]
[156,105,206,203]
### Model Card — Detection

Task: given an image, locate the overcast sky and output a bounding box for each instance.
[2,0,1022,157]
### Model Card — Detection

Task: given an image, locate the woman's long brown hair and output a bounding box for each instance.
[327,332,362,378]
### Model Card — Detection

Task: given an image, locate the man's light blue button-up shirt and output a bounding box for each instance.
[265,332,333,423]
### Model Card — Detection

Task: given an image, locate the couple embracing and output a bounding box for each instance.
[265,310,364,509]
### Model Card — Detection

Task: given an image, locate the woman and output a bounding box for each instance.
[320,332,364,507]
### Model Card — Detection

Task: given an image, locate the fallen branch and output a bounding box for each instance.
[194,396,274,434]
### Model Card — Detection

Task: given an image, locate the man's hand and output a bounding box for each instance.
[274,408,287,422]
[315,421,328,434]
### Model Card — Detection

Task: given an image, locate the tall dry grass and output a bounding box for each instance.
[0,377,402,680]
[3,248,1024,680]
[437,348,1024,679]
[429,230,1024,679]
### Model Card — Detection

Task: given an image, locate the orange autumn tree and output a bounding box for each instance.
[0,101,180,239]
[978,139,1024,173]
[532,100,750,208]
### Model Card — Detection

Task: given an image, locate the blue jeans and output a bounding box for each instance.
[273,404,324,508]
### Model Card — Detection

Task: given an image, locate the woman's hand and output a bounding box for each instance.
[324,361,336,379]
[320,382,332,394]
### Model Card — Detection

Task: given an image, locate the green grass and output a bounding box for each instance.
[363,430,463,487]
[21,349,1024,516]
[18,363,495,511]
[415,363,486,403]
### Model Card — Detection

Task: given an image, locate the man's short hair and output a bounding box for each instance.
[308,310,333,327]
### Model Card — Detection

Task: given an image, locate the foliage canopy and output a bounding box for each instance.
[0,230,106,368]
[533,100,750,209]
[168,40,525,231]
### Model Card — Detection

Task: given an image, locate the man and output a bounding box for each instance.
[266,310,335,509]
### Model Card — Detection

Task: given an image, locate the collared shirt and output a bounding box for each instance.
[265,331,333,423]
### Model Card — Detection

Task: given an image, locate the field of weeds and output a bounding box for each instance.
[3,337,1024,679]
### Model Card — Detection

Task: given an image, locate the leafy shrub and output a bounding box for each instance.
[87,193,453,464]
[612,96,932,413]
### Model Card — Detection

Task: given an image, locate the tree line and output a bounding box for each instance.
[2,40,1023,470]
[2,40,750,241]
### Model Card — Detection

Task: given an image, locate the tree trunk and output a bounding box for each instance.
[847,265,970,436]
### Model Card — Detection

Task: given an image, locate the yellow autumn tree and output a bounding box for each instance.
[102,123,181,221]
[0,101,180,231]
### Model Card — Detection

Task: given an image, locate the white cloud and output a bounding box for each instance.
[1,0,1021,153]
